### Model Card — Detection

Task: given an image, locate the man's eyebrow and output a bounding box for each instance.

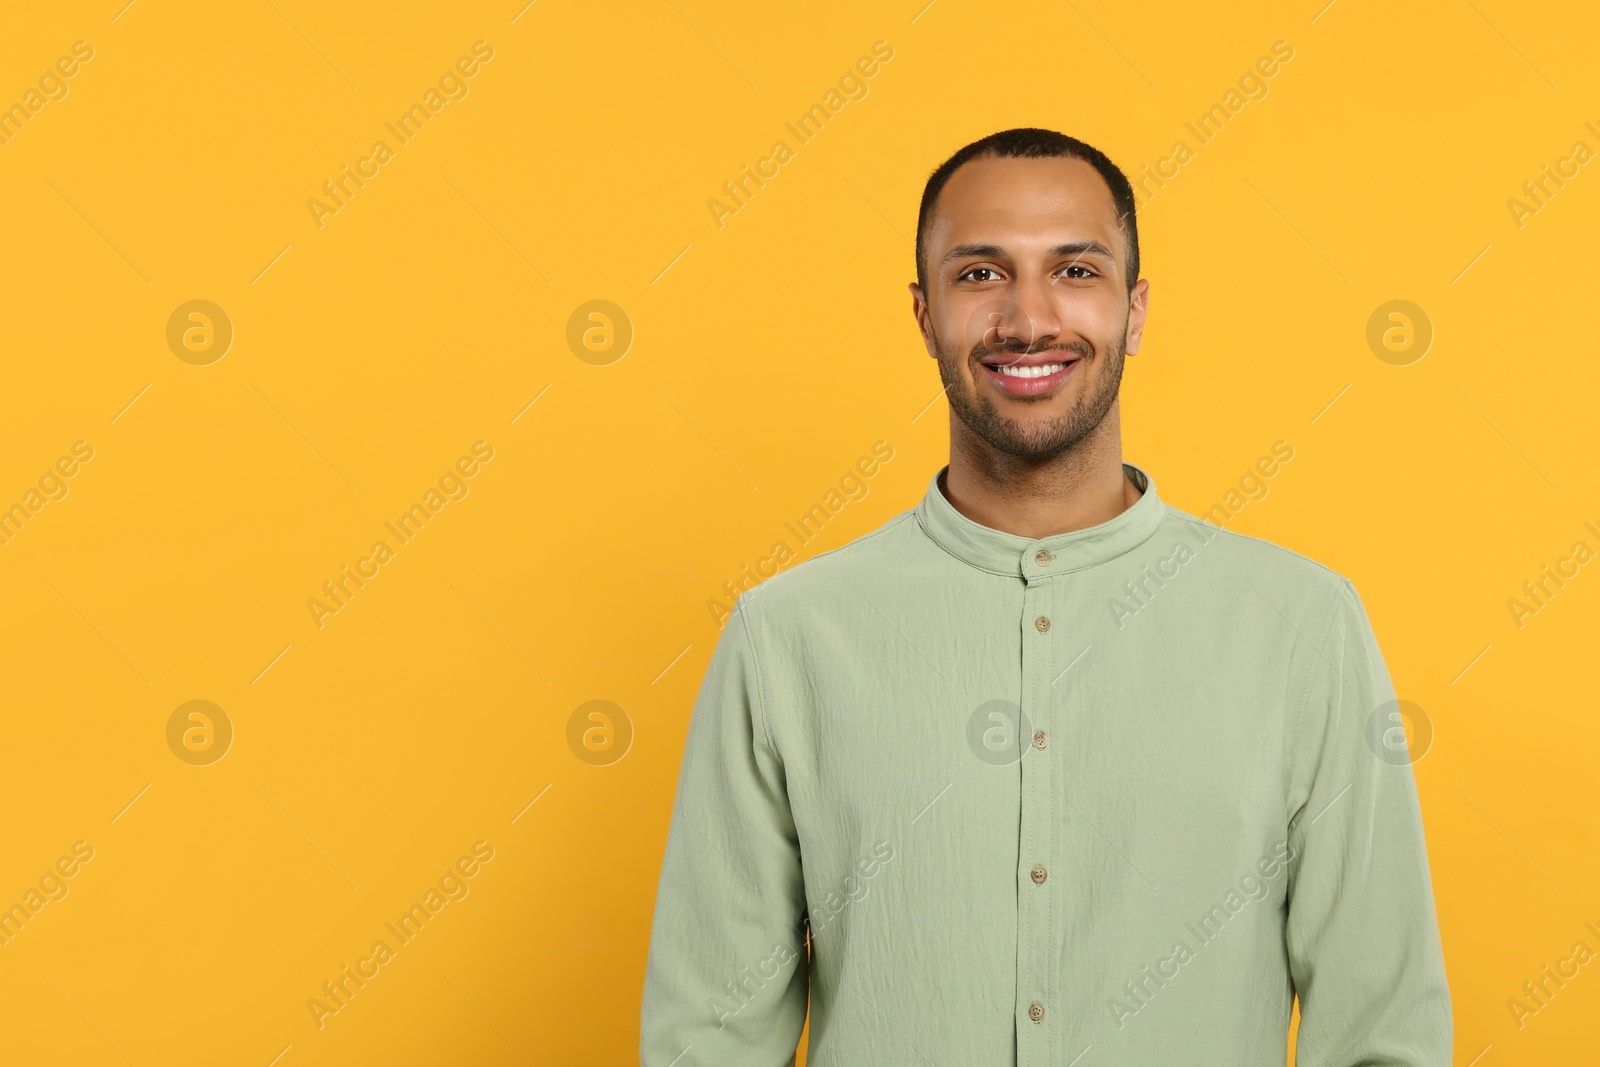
[942,240,1117,264]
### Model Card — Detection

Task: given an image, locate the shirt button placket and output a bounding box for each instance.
[1017,546,1054,1059]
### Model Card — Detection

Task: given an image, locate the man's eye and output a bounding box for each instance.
[958,267,999,283]
[1060,264,1097,279]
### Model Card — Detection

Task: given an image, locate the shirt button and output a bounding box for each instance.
[1030,865,1048,884]
[1028,1001,1045,1022]
[1035,549,1052,567]
[1034,616,1051,632]
[1032,731,1048,749]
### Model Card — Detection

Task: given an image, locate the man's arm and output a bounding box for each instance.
[1285,578,1452,1065]
[640,595,810,1066]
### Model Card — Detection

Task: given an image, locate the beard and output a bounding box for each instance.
[931,320,1127,460]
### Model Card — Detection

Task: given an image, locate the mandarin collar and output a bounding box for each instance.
[913,460,1168,578]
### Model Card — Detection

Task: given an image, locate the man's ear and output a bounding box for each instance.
[908,282,936,358]
[1124,277,1150,356]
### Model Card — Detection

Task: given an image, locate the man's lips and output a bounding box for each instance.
[978,352,1082,397]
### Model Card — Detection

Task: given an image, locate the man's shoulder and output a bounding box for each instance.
[1153,502,1352,620]
[733,504,923,619]
[1157,502,1346,577]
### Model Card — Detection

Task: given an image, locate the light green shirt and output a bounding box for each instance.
[641,461,1451,1066]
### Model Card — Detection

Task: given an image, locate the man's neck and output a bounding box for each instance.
[941,425,1140,542]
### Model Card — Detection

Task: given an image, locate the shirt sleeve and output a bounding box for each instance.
[640,595,810,1067]
[1284,578,1452,1065]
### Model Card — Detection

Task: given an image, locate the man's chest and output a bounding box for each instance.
[761,571,1298,878]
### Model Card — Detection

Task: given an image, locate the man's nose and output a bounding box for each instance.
[998,278,1062,351]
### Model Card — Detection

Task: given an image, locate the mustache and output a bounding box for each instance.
[973,340,1091,365]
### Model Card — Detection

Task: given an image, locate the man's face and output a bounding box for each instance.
[910,154,1149,459]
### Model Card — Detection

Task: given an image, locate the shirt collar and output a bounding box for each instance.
[914,460,1168,578]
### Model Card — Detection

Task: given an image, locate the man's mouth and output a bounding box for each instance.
[978,353,1082,396]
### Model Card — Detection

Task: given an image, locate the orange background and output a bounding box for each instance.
[1,1,1596,1064]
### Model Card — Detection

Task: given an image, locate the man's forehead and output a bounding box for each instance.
[928,155,1120,252]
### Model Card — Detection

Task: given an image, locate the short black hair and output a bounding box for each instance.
[914,127,1139,298]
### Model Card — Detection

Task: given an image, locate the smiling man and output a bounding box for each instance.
[641,128,1452,1066]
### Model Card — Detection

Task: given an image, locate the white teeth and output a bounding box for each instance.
[993,362,1066,378]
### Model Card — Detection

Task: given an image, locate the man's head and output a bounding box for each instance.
[909,128,1148,460]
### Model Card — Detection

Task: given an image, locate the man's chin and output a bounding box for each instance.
[969,418,1083,459]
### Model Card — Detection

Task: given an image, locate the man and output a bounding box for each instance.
[640,127,1451,1065]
